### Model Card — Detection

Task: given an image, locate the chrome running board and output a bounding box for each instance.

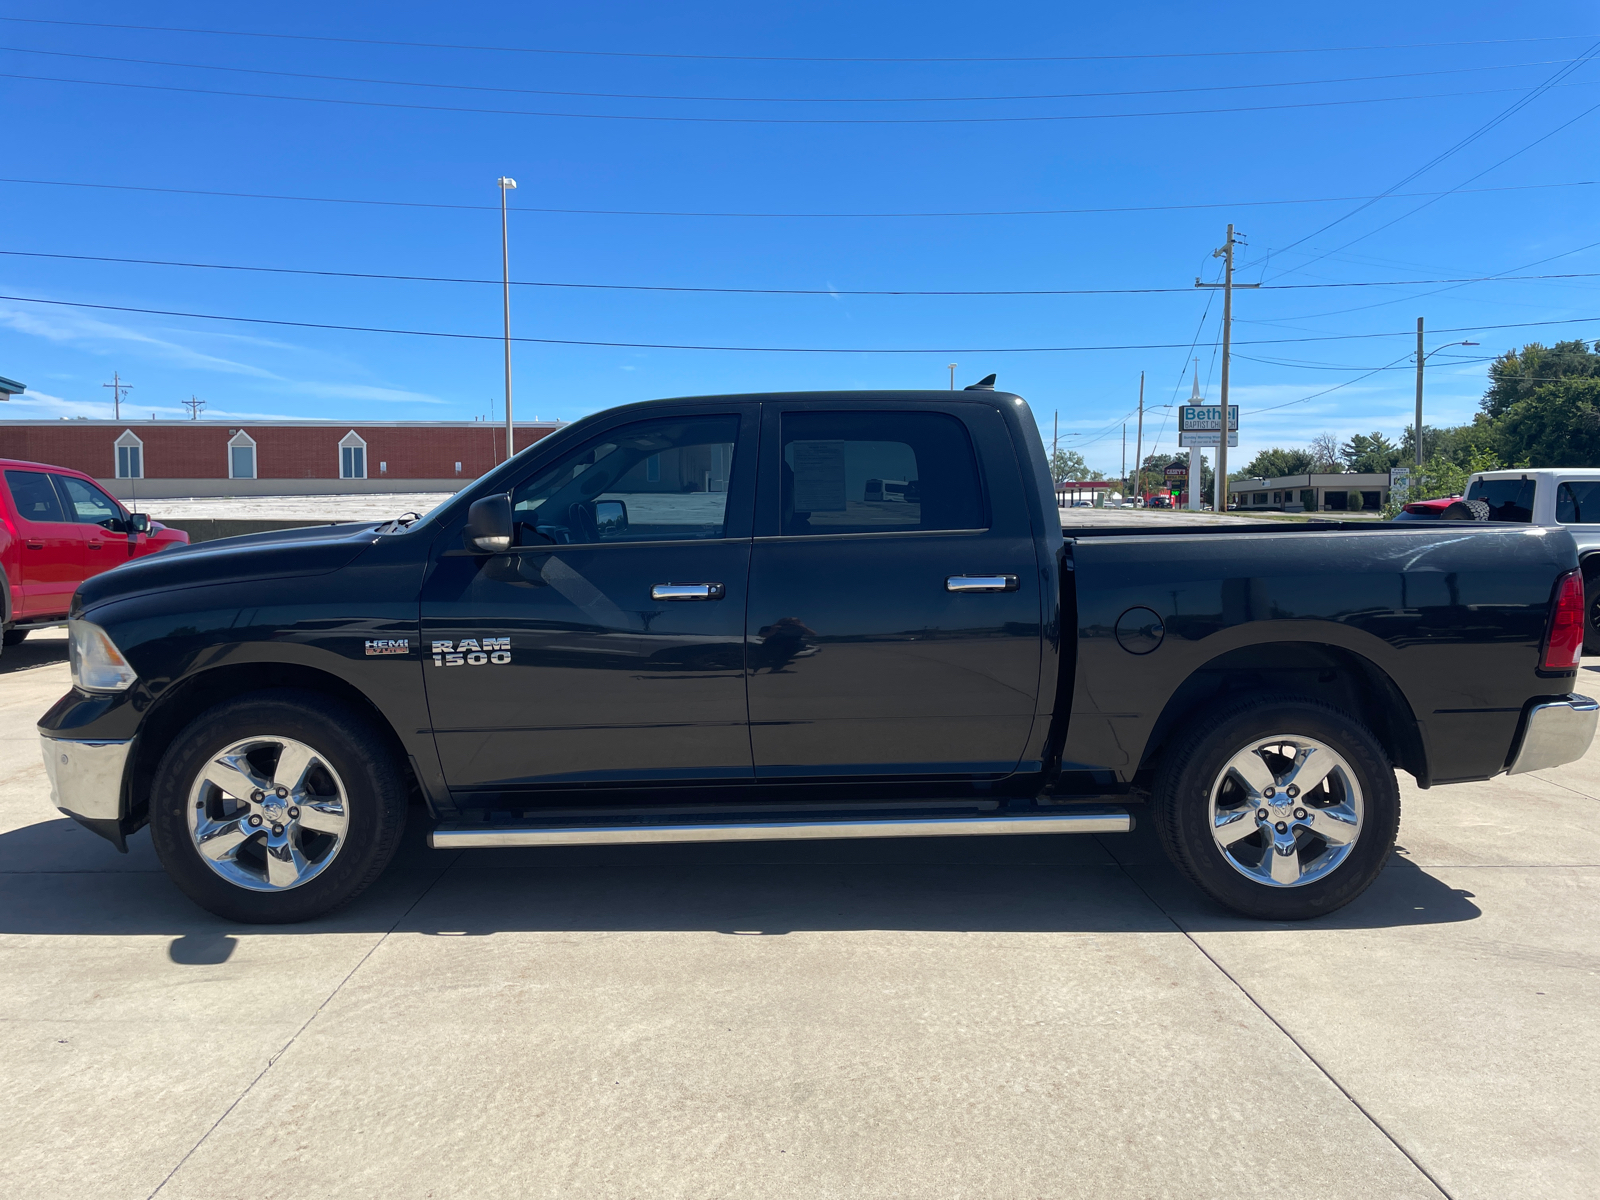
[429,806,1131,849]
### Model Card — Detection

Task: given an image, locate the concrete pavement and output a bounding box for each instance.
[2,628,1595,1198]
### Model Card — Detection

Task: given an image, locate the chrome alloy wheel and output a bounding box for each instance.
[186,736,350,892]
[1208,734,1363,888]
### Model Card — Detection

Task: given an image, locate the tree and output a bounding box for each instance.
[1308,432,1343,473]
[1482,340,1600,421]
[1340,431,1400,474]
[1234,447,1313,480]
[1049,448,1092,482]
[1494,376,1600,467]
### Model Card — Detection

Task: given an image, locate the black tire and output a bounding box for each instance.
[1583,559,1600,656]
[149,689,408,923]
[1440,498,1489,522]
[1152,695,1400,920]
[2,627,27,646]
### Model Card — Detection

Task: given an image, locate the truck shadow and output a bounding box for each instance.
[0,814,1481,949]
[0,633,68,675]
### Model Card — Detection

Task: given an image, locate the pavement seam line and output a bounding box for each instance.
[144,852,461,1200]
[1105,847,1457,1200]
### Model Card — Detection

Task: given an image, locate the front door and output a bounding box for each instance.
[3,469,84,619]
[53,474,127,581]
[421,407,757,797]
[745,402,1042,780]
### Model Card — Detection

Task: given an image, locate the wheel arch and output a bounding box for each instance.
[1137,641,1427,787]
[125,662,419,835]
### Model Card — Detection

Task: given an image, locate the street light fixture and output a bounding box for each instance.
[1413,316,1479,465]
[498,176,517,461]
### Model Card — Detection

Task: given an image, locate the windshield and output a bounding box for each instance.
[1465,477,1534,523]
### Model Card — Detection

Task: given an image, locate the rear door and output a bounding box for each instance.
[2,469,83,618]
[53,474,128,580]
[745,401,1042,780]
[421,405,757,796]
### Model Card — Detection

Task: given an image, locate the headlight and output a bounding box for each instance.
[68,620,138,692]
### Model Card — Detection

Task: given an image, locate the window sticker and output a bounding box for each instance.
[790,440,847,512]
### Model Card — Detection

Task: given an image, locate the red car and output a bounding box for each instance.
[0,459,188,646]
[1393,496,1462,521]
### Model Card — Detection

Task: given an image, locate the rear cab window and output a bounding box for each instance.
[4,469,67,523]
[1465,477,1535,523]
[778,411,986,536]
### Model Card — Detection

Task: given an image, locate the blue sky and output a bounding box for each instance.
[2,2,1598,478]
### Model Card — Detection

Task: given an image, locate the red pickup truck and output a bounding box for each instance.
[0,458,188,646]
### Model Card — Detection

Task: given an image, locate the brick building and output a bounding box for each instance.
[0,420,562,497]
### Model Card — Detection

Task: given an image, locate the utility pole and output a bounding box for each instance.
[948,363,957,390]
[1052,410,1058,461]
[1121,423,1126,491]
[183,396,205,420]
[102,372,131,420]
[1415,317,1425,466]
[1196,224,1259,512]
[498,176,517,461]
[1133,371,1144,506]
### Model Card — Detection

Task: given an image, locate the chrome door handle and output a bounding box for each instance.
[651,583,725,601]
[946,574,1019,593]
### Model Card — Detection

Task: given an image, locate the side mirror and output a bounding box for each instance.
[464,494,513,553]
[127,513,151,535]
[593,499,629,537]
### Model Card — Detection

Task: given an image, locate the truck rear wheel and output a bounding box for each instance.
[1151,696,1399,920]
[149,690,408,923]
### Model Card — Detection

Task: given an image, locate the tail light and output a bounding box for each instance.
[1542,569,1586,671]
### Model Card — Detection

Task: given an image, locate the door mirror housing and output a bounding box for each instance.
[464,494,513,553]
[127,512,151,535]
[593,499,628,537]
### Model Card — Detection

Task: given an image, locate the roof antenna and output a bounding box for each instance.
[964,373,996,391]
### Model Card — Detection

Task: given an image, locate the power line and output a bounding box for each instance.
[5,69,1595,126]
[3,174,1591,219]
[5,16,1596,63]
[2,292,1593,352]
[8,247,1600,295]
[1259,40,1600,272]
[1262,97,1600,280]
[2,44,1580,104]
[1244,351,1418,414]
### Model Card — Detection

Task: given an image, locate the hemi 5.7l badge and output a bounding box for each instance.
[432,638,511,666]
[364,639,410,656]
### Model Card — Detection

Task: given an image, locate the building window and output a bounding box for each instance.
[339,430,367,479]
[114,429,144,479]
[228,430,257,479]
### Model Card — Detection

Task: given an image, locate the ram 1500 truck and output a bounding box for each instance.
[37,391,1600,924]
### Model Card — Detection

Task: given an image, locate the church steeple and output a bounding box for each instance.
[1190,362,1203,403]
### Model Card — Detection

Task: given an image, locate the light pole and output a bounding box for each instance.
[948,363,957,390]
[498,176,517,461]
[1413,316,1479,465]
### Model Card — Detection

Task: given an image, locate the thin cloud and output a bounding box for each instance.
[0,301,282,379]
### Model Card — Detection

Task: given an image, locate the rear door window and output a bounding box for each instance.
[54,475,123,526]
[778,411,985,535]
[1466,477,1535,523]
[5,469,67,523]
[1556,481,1600,523]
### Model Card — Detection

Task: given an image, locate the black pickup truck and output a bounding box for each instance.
[38,390,1598,923]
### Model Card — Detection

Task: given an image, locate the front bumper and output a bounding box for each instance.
[1506,695,1599,775]
[40,734,134,844]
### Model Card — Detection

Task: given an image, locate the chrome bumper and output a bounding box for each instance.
[1506,695,1599,775]
[40,734,134,822]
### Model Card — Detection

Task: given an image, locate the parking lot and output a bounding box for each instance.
[3,626,1596,1199]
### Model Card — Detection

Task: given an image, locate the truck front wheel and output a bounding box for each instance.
[149,690,408,923]
[1151,696,1399,920]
